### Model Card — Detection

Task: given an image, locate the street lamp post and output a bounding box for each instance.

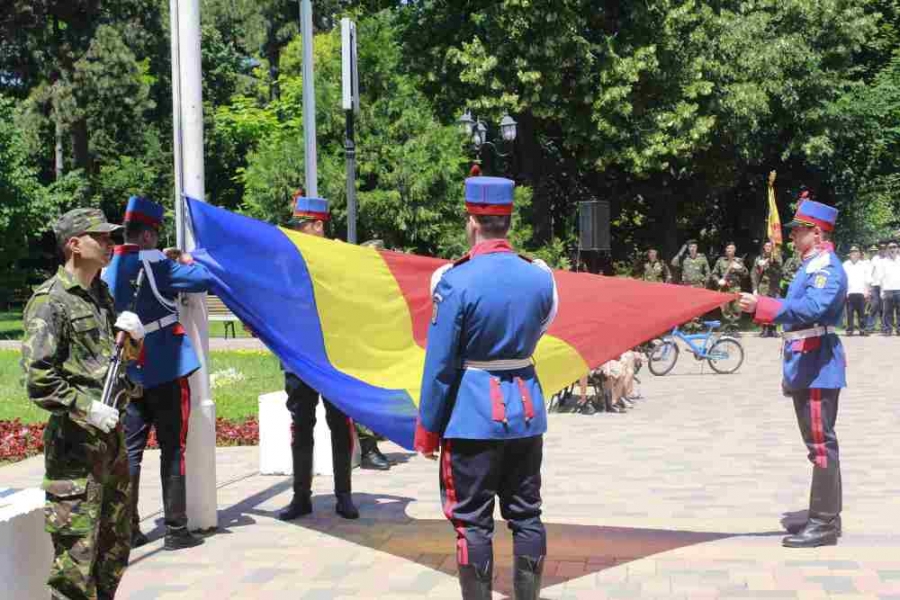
[458,110,518,172]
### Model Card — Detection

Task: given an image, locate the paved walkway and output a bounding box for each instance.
[3,335,900,599]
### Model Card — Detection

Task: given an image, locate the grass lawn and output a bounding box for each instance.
[0,348,281,424]
[0,311,23,340]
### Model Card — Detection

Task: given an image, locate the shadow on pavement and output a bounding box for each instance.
[209,485,736,599]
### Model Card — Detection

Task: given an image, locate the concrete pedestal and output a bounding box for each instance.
[258,391,359,476]
[0,487,52,599]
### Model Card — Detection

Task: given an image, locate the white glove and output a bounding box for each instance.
[115,311,145,341]
[87,401,120,433]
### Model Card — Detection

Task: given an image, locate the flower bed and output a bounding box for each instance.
[0,417,259,464]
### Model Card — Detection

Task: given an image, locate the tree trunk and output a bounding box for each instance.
[54,114,65,179]
[71,118,90,172]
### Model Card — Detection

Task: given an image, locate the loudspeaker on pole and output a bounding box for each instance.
[578,200,611,252]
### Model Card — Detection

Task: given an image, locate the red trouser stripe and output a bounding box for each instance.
[347,417,355,454]
[440,440,469,565]
[810,388,827,468]
[178,377,191,476]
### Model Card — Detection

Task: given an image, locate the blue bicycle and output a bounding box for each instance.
[647,320,744,376]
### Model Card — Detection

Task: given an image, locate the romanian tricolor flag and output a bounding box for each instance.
[188,199,733,449]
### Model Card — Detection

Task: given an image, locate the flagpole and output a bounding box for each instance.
[300,0,318,197]
[171,0,218,531]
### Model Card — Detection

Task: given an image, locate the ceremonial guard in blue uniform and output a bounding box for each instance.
[277,195,359,521]
[103,196,212,550]
[416,177,558,600]
[741,196,847,548]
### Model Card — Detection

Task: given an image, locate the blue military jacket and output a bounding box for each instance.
[756,245,847,390]
[416,240,558,447]
[103,246,212,389]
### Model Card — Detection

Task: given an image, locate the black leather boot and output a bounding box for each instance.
[280,441,314,520]
[163,476,204,550]
[335,492,359,519]
[784,463,841,548]
[785,514,842,537]
[782,517,839,547]
[458,561,493,600]
[513,555,544,600]
[130,470,148,548]
[360,438,391,470]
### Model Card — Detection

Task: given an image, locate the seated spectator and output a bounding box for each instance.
[576,349,643,414]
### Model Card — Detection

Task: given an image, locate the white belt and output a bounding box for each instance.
[463,358,533,371]
[782,326,835,341]
[143,313,179,334]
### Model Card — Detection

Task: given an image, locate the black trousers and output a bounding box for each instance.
[790,388,842,519]
[125,377,191,480]
[439,436,546,571]
[285,372,352,495]
[867,286,882,330]
[845,293,866,332]
[883,290,900,333]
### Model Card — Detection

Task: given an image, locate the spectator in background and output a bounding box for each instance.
[867,243,886,332]
[637,248,672,283]
[842,246,870,336]
[880,241,900,336]
[752,240,783,338]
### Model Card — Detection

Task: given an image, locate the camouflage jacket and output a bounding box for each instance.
[640,260,672,283]
[672,254,710,286]
[780,256,802,292]
[710,256,748,290]
[751,254,783,296]
[21,267,120,422]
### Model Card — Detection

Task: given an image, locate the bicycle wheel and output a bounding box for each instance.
[707,337,744,374]
[648,340,679,376]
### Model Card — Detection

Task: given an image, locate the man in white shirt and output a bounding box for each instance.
[866,244,884,332]
[843,246,870,336]
[881,241,900,335]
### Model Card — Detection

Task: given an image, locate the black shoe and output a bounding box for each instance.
[782,517,839,548]
[785,514,841,537]
[131,523,149,548]
[577,402,597,415]
[278,495,313,521]
[164,526,204,551]
[458,561,493,600]
[513,555,544,600]
[360,446,391,471]
[335,492,359,519]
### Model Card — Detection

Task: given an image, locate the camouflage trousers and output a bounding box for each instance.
[719,286,742,331]
[43,413,131,600]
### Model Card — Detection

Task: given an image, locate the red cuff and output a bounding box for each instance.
[414,419,441,454]
[754,296,782,324]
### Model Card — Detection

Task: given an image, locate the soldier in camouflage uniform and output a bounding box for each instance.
[637,248,672,283]
[671,239,711,331]
[671,239,710,287]
[751,240,783,337]
[710,241,749,334]
[780,242,803,295]
[20,209,144,600]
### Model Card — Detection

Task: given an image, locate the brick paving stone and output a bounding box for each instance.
[4,336,900,598]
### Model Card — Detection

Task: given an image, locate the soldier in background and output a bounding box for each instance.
[710,241,749,334]
[752,240,783,337]
[671,239,710,288]
[637,248,672,283]
[21,209,144,599]
[780,241,802,295]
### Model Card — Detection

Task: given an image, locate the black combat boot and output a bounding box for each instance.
[785,514,842,537]
[783,463,841,548]
[163,475,204,550]
[335,492,359,519]
[457,561,493,600]
[360,438,391,470]
[513,555,545,600]
[782,517,839,548]
[130,470,148,548]
[279,441,314,520]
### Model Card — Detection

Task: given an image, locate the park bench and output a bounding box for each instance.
[206,294,238,338]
